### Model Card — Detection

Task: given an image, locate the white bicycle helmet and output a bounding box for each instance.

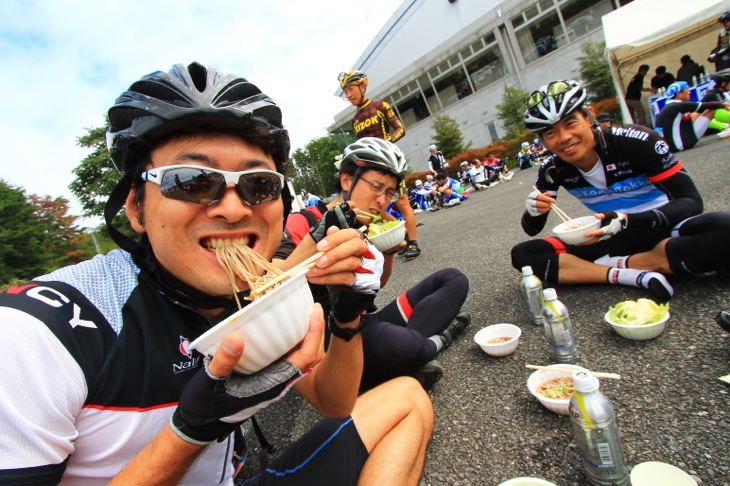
[338,137,408,182]
[460,161,469,167]
[428,144,437,151]
[521,142,530,149]
[523,79,587,133]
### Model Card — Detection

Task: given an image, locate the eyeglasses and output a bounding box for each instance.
[358,177,399,202]
[527,81,572,109]
[140,165,284,206]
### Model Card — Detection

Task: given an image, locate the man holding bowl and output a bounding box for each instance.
[510,79,730,300]
[0,62,433,485]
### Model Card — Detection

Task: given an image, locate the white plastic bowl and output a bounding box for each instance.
[190,269,314,374]
[368,221,406,252]
[474,324,522,357]
[552,215,602,245]
[604,311,670,341]
[630,461,697,486]
[527,364,587,415]
[498,478,558,486]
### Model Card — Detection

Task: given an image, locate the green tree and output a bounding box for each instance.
[30,194,94,269]
[578,40,616,101]
[289,135,341,197]
[496,85,531,140]
[70,123,132,244]
[0,180,51,284]
[430,115,468,159]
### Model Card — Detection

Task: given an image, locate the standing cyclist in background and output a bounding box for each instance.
[0,62,434,485]
[339,69,421,260]
[511,79,730,300]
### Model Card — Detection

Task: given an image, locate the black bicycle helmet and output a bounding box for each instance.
[524,80,587,133]
[719,10,730,23]
[107,61,289,175]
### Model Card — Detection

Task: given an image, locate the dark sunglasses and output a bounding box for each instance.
[140,165,285,206]
[527,81,572,109]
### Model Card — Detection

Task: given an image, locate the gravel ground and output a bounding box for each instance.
[242,135,730,485]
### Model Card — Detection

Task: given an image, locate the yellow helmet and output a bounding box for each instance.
[338,70,368,89]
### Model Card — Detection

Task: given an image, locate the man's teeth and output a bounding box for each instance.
[206,237,250,250]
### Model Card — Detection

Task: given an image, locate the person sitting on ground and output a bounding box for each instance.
[700,68,730,135]
[458,161,471,186]
[0,62,435,485]
[512,78,730,301]
[484,152,514,180]
[596,112,612,129]
[655,81,728,151]
[467,159,492,190]
[650,65,675,91]
[517,141,534,170]
[412,179,439,211]
[435,171,469,206]
[283,138,470,390]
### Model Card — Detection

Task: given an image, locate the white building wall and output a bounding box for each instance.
[332,0,615,172]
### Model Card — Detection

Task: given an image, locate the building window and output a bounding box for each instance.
[390,73,433,126]
[464,45,507,91]
[486,121,499,143]
[513,9,562,64]
[559,0,613,42]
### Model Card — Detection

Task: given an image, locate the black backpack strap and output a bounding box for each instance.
[251,415,277,469]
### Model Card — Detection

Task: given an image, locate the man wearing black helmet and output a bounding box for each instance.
[510,79,730,301]
[0,62,434,485]
[339,70,422,260]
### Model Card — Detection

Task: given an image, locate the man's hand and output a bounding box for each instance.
[328,239,384,324]
[525,190,556,217]
[306,227,369,286]
[588,211,628,241]
[308,203,357,243]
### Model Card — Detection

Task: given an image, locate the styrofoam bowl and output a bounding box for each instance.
[552,215,602,245]
[630,461,697,485]
[190,269,314,374]
[474,324,522,357]
[527,364,587,415]
[367,221,406,252]
[498,478,558,486]
[604,311,670,341]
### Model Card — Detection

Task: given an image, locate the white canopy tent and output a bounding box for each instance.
[602,0,730,124]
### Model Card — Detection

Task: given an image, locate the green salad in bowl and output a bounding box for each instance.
[604,298,670,340]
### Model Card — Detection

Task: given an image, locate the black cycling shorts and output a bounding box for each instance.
[242,417,368,486]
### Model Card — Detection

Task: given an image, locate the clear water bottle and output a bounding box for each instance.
[542,288,579,363]
[520,266,544,326]
[569,371,629,486]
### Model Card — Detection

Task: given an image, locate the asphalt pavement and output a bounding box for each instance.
[243,134,730,485]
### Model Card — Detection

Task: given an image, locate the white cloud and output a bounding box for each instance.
[0,0,400,226]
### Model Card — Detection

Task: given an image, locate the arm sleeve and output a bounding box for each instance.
[627,168,703,232]
[382,101,406,142]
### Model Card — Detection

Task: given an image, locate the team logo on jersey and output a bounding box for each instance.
[655,140,670,155]
[179,336,192,357]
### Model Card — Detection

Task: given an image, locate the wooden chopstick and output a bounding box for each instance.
[525,364,621,380]
[357,209,377,219]
[253,251,324,295]
[533,186,572,224]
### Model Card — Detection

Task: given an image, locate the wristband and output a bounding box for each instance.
[328,312,368,341]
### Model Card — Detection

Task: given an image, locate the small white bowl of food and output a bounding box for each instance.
[552,215,602,245]
[527,364,587,415]
[367,220,406,252]
[604,298,670,341]
[474,323,522,357]
[498,478,558,486]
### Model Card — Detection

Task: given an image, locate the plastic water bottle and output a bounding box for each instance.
[542,288,579,363]
[520,266,544,326]
[569,371,629,485]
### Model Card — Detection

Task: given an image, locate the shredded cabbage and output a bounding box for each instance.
[607,298,669,326]
[367,220,402,237]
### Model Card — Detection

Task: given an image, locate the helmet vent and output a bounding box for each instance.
[188,62,208,92]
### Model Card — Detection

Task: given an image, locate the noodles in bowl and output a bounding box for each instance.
[189,241,314,374]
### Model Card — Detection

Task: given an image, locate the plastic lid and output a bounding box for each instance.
[573,370,599,393]
[543,288,557,301]
[521,266,533,276]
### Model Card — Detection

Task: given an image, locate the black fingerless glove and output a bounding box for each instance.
[308,203,357,243]
[170,357,305,445]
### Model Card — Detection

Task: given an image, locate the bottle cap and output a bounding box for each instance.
[573,370,599,393]
[543,288,557,301]
[521,266,533,276]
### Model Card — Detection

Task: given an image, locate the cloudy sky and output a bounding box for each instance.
[1,1,401,226]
